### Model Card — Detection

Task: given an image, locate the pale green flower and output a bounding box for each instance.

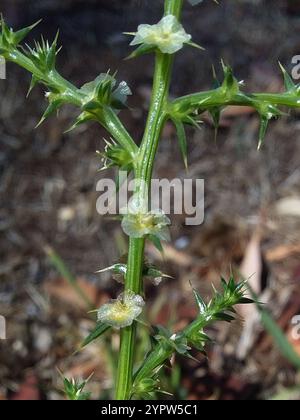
[121,199,171,241]
[80,73,132,110]
[97,291,145,329]
[96,259,172,286]
[129,15,191,54]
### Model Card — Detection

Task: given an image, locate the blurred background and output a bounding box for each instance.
[1,0,300,400]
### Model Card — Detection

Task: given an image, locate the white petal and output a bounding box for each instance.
[97,292,144,329]
[159,15,178,32]
[129,15,191,55]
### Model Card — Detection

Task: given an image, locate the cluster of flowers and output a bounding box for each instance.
[96,198,171,328]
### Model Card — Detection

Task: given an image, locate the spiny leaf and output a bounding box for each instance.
[221,60,239,96]
[145,267,172,281]
[0,15,10,39]
[209,107,221,142]
[46,30,60,70]
[26,75,39,97]
[214,312,236,323]
[0,17,41,50]
[197,332,212,342]
[184,115,203,130]
[279,62,295,92]
[125,43,156,60]
[13,20,42,46]
[235,279,248,293]
[186,41,205,51]
[65,111,94,133]
[228,275,236,293]
[188,331,211,352]
[212,64,220,89]
[191,283,207,314]
[96,263,127,276]
[62,374,93,400]
[36,98,63,127]
[26,34,59,72]
[258,115,269,150]
[173,119,188,169]
[239,297,255,304]
[148,234,164,254]
[220,276,228,290]
[81,322,110,348]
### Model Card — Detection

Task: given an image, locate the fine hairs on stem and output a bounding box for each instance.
[1,0,300,400]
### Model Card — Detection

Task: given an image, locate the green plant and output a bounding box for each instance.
[62,375,92,401]
[250,288,300,371]
[1,0,300,400]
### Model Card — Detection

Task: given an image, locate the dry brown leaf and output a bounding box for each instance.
[236,230,264,359]
[44,277,108,309]
[147,243,198,267]
[266,243,300,262]
[240,231,262,295]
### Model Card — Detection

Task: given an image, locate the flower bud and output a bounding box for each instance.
[96,257,172,286]
[80,73,132,112]
[97,139,133,171]
[131,377,159,399]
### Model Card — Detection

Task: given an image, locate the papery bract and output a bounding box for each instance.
[97,291,145,329]
[130,15,191,54]
[121,199,171,241]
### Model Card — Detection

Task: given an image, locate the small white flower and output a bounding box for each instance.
[97,291,145,329]
[130,15,191,54]
[121,199,171,241]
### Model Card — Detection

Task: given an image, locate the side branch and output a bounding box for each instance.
[0,20,137,155]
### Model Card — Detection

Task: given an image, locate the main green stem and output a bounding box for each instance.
[115,0,183,400]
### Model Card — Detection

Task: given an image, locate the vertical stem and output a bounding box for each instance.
[115,0,184,400]
[164,0,184,17]
[115,237,145,400]
[136,53,173,187]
